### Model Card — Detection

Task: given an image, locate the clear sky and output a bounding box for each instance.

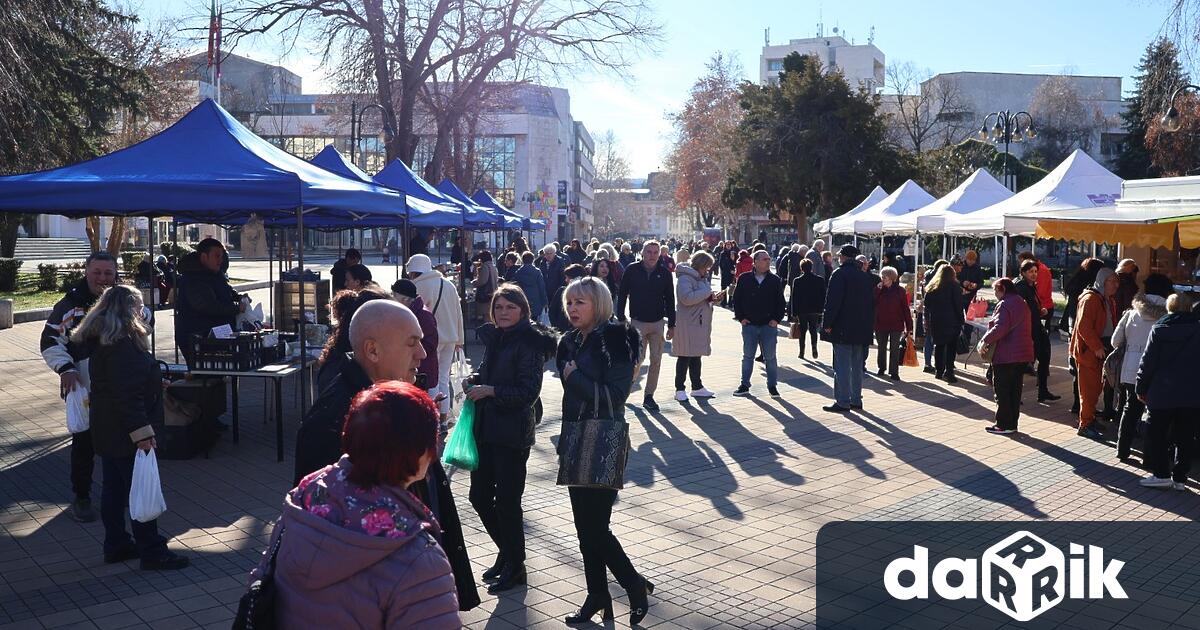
[149,0,1182,176]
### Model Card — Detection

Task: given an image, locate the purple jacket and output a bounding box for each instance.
[253,456,461,629]
[411,295,440,390]
[982,292,1034,365]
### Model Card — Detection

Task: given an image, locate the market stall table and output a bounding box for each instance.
[189,358,313,462]
[962,316,993,368]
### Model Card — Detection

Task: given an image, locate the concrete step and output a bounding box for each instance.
[13,238,93,261]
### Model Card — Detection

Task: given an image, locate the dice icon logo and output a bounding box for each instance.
[981,531,1064,621]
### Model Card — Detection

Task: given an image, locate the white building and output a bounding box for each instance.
[760,34,884,91]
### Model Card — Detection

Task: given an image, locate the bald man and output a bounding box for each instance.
[291,299,481,611]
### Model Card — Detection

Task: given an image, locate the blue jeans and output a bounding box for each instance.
[740,324,778,388]
[101,455,167,558]
[923,334,934,366]
[832,343,865,407]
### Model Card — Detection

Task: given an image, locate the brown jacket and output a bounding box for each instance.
[1069,289,1109,362]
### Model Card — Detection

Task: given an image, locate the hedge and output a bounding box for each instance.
[0,259,22,292]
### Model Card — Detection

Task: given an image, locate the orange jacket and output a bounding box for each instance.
[1069,289,1108,361]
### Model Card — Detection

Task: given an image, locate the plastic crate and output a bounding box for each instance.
[192,333,264,372]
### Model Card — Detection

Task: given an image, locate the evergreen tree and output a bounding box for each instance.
[1115,38,1188,180]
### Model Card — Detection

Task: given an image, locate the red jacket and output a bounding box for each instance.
[1035,261,1053,312]
[735,254,753,277]
[873,283,913,334]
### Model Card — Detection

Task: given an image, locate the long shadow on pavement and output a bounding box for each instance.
[678,399,805,488]
[750,398,887,480]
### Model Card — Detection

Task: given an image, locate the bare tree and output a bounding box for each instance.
[227,0,660,181]
[591,129,633,234]
[884,62,971,153]
[1028,75,1107,165]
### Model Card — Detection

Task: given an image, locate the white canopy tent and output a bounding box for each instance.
[1026,175,1200,248]
[942,149,1122,237]
[817,186,888,234]
[881,169,1013,234]
[845,180,935,234]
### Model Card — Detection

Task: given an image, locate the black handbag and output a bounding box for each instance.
[556,382,630,490]
[233,525,285,630]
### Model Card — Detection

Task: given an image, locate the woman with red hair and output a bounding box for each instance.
[252,382,461,628]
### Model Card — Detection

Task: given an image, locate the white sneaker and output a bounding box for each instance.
[1174,481,1189,492]
[690,388,716,398]
[1139,475,1174,489]
[674,391,688,402]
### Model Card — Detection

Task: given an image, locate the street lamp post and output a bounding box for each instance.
[349,102,393,170]
[978,110,1036,192]
[1160,84,1200,132]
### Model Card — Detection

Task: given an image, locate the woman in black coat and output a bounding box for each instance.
[70,285,189,570]
[464,284,558,594]
[789,258,826,359]
[555,277,654,626]
[923,264,965,383]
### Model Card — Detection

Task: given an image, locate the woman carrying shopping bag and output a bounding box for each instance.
[464,284,558,594]
[70,284,189,570]
[556,277,655,625]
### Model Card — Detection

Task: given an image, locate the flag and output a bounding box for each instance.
[215,6,223,79]
[206,0,217,68]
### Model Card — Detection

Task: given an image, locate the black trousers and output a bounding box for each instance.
[1116,383,1145,459]
[796,313,821,355]
[469,444,530,563]
[100,455,167,557]
[71,430,95,500]
[1144,407,1198,482]
[1033,328,1051,393]
[719,272,733,305]
[933,343,957,377]
[569,487,640,597]
[992,363,1025,430]
[674,356,703,391]
[875,331,903,376]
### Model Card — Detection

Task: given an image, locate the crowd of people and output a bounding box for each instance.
[35,228,1200,628]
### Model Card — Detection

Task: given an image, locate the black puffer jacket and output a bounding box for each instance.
[924,280,965,345]
[471,320,558,448]
[555,322,639,424]
[87,337,161,458]
[174,251,239,343]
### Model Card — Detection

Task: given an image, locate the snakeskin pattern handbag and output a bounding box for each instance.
[556,382,630,490]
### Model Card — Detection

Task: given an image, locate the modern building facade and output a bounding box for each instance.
[760,34,885,91]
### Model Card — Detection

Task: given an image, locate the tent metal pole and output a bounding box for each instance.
[1002,234,1009,278]
[268,227,274,328]
[397,219,404,279]
[148,216,156,358]
[297,207,309,438]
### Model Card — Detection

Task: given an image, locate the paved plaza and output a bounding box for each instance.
[1,261,1198,629]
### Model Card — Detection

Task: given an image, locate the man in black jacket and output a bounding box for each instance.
[293,299,481,611]
[718,241,737,307]
[174,238,242,368]
[41,251,118,523]
[330,247,362,293]
[1015,260,1059,402]
[616,240,676,410]
[733,250,786,397]
[822,245,876,412]
[535,243,568,300]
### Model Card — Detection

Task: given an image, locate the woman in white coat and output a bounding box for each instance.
[671,251,719,402]
[1112,273,1172,461]
[406,254,465,421]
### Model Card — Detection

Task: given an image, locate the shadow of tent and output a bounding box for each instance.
[679,400,804,487]
[843,408,1048,519]
[753,398,887,480]
[624,406,744,520]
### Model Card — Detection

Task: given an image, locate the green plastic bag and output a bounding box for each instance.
[441,399,479,470]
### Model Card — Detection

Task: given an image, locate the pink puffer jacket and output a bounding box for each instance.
[982,292,1034,365]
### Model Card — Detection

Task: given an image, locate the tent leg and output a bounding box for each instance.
[1002,234,1009,279]
[268,228,274,328]
[172,219,179,364]
[403,219,411,275]
[297,208,309,433]
[148,216,156,359]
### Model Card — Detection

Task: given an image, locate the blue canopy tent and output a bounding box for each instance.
[0,100,406,455]
[308,145,461,228]
[471,188,542,231]
[374,159,500,230]
[436,179,505,230]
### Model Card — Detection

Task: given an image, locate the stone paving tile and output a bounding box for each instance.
[1,268,1198,627]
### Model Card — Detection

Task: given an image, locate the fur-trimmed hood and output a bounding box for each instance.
[1133,293,1167,321]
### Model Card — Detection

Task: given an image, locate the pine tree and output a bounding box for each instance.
[1115,38,1188,179]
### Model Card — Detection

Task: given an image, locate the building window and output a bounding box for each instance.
[767,59,784,72]
[936,110,974,123]
[1101,132,1127,158]
[410,135,517,207]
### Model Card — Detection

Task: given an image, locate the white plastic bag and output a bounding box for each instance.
[451,349,469,407]
[129,449,167,523]
[65,385,90,434]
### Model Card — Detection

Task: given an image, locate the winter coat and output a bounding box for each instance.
[923,280,965,345]
[1069,289,1111,362]
[735,254,753,277]
[330,258,350,293]
[789,272,826,317]
[1112,294,1167,385]
[671,264,714,357]
[174,251,239,343]
[1114,272,1139,315]
[291,356,480,610]
[511,264,549,318]
[41,280,100,378]
[981,292,1034,365]
[718,249,737,279]
[1136,311,1200,409]
[804,249,826,279]
[472,321,558,448]
[259,456,461,629]
[873,283,913,334]
[535,254,568,298]
[1034,261,1053,313]
[549,286,570,332]
[86,337,159,458]
[411,295,440,390]
[471,261,499,304]
[822,260,877,346]
[617,260,676,326]
[412,270,464,346]
[619,252,636,269]
[733,271,786,327]
[556,322,639,425]
[958,261,985,303]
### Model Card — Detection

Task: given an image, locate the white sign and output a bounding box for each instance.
[903,238,918,257]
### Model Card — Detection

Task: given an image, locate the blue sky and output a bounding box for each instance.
[149,0,1181,175]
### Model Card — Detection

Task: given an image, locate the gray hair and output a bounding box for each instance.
[880,266,899,282]
[563,277,613,328]
[813,239,826,251]
[70,284,149,352]
[855,254,869,264]
[790,243,800,252]
[542,243,558,256]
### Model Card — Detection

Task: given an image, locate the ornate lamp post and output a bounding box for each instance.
[348,102,393,170]
[978,110,1036,191]
[1160,84,1200,132]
